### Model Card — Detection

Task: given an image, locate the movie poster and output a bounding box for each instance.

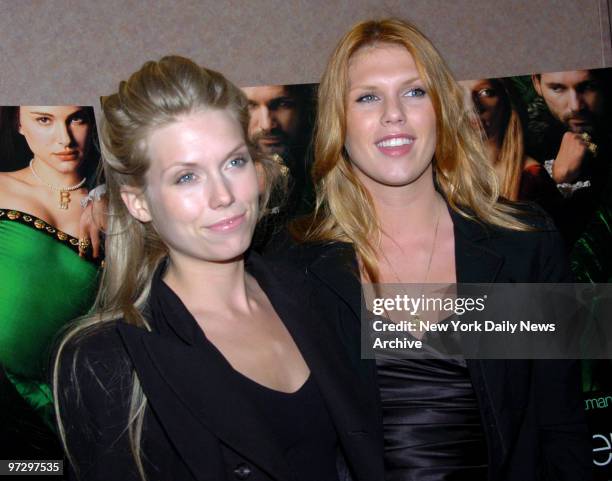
[1,65,611,478]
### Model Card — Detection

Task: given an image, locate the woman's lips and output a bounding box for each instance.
[375,135,415,157]
[53,151,80,161]
[206,213,246,232]
[258,136,284,148]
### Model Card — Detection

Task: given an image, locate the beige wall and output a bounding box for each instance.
[0,0,610,106]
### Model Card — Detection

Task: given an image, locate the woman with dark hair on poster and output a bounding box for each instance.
[289,18,591,481]
[459,78,526,200]
[0,106,101,456]
[459,78,563,210]
[54,56,383,481]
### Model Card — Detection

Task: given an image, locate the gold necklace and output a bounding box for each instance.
[29,158,87,210]
[381,200,442,323]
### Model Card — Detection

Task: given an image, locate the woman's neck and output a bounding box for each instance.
[367,173,445,239]
[163,254,252,315]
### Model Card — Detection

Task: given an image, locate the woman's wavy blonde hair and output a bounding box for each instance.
[53,55,284,480]
[292,18,529,282]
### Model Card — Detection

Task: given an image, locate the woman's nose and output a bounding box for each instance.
[381,97,406,125]
[56,123,72,148]
[208,175,235,209]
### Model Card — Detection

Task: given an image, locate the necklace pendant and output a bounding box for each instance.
[412,313,421,323]
[59,191,70,209]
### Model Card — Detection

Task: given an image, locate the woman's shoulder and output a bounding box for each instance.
[60,321,118,361]
[251,248,313,287]
[270,236,355,270]
[0,169,48,215]
[55,320,159,427]
[508,201,558,232]
[469,203,564,261]
[0,170,28,203]
[464,202,570,281]
[57,320,141,393]
[56,321,143,476]
[265,241,361,305]
[461,200,558,238]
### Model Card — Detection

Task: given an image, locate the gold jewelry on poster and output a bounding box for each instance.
[78,237,91,254]
[29,158,87,209]
[580,132,598,157]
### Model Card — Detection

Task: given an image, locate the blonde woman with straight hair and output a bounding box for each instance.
[289,18,590,481]
[54,56,383,481]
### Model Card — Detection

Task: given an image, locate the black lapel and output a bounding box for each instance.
[306,243,361,319]
[450,207,504,284]
[300,242,380,396]
[117,260,296,481]
[449,208,520,466]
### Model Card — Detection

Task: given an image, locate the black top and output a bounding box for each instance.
[235,372,339,481]
[376,351,488,481]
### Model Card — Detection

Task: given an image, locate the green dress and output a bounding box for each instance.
[0,208,99,429]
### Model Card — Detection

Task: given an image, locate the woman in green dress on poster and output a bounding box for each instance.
[0,106,101,457]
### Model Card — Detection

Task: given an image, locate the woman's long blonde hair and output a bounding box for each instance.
[489,78,527,201]
[53,55,283,480]
[292,18,529,282]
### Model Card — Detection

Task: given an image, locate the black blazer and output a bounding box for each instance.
[57,252,384,481]
[283,204,592,481]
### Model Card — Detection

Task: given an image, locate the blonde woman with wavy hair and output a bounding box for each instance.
[53,55,383,481]
[290,18,590,481]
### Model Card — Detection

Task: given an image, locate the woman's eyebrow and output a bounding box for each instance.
[161,143,248,173]
[162,161,199,174]
[349,76,421,92]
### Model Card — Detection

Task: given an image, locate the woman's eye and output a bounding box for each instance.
[35,116,52,125]
[177,173,196,184]
[70,115,87,125]
[356,94,378,103]
[477,88,496,98]
[404,88,426,97]
[228,157,247,168]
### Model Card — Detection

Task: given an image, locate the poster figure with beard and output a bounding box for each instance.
[0,106,102,459]
[241,84,316,250]
[528,69,612,247]
[460,70,612,480]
